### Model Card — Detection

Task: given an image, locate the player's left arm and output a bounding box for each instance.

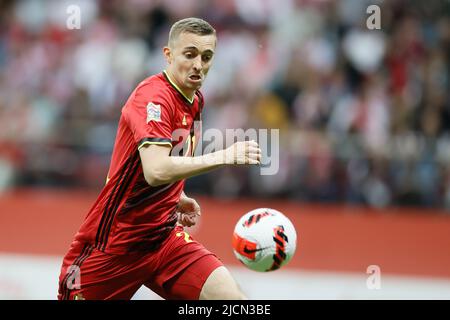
[177,191,201,227]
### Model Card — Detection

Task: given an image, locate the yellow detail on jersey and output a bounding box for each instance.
[182,115,187,126]
[73,293,85,300]
[138,141,172,151]
[176,231,193,243]
[163,70,194,104]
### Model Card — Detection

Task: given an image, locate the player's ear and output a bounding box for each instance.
[163,46,172,64]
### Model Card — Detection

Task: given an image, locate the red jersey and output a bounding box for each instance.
[73,71,204,254]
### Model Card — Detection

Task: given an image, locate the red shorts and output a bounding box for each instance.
[57,226,223,300]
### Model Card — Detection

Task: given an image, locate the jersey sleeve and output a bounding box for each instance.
[123,82,174,150]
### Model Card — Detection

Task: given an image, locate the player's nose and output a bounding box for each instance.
[192,56,203,72]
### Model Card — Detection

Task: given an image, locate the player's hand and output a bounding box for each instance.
[225,140,261,165]
[176,195,201,227]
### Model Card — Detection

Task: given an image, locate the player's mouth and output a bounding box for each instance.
[188,74,202,84]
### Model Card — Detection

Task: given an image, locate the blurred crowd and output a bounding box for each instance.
[0,0,449,209]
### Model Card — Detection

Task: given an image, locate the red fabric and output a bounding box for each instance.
[58,226,222,300]
[72,72,203,254]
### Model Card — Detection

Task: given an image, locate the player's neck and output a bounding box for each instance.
[163,70,195,103]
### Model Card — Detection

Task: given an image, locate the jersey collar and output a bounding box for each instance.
[163,70,195,105]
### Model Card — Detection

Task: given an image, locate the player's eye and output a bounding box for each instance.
[184,52,195,59]
[202,55,212,62]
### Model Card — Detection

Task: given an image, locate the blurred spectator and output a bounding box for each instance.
[0,0,449,210]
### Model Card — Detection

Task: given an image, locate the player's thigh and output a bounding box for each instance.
[199,265,247,300]
[148,254,246,300]
[146,252,222,300]
[58,242,145,300]
[146,227,241,300]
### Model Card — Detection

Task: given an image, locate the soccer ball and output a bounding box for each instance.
[232,208,297,272]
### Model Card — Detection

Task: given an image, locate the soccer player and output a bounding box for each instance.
[58,17,261,300]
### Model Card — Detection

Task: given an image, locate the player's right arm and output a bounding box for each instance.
[139,140,261,187]
[123,81,260,187]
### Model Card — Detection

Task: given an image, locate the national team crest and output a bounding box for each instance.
[146,102,162,123]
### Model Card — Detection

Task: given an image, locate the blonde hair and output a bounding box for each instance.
[168,17,216,47]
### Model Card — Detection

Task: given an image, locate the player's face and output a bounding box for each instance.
[164,32,216,97]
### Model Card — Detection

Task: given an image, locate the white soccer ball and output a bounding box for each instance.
[232,208,297,272]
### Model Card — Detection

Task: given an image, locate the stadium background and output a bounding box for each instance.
[1,0,450,299]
